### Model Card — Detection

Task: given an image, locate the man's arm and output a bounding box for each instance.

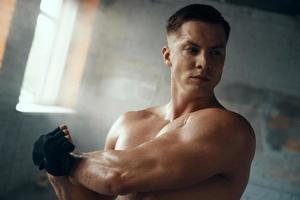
[46,121,121,200]
[69,109,256,195]
[48,175,115,200]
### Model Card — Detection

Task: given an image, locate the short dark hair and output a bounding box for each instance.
[166,4,230,40]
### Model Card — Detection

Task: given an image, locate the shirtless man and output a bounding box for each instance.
[32,4,256,200]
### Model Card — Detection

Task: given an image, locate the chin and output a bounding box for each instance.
[186,85,212,95]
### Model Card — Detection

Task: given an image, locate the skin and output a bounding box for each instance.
[48,20,256,200]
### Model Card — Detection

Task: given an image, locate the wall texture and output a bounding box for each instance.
[0,0,299,199]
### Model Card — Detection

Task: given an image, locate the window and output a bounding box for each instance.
[16,0,79,113]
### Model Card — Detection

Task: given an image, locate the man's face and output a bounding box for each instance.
[163,20,227,95]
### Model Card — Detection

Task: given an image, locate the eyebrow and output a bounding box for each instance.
[184,41,225,49]
[210,44,225,49]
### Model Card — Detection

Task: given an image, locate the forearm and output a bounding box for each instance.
[68,148,178,195]
[68,147,186,195]
[48,174,116,200]
[68,136,206,196]
[69,151,125,195]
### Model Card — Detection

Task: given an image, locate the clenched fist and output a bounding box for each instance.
[32,126,75,176]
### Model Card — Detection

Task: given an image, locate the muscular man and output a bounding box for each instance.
[33,4,256,200]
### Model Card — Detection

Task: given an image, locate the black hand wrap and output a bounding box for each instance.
[32,127,75,176]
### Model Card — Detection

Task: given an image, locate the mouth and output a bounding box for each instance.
[190,75,211,82]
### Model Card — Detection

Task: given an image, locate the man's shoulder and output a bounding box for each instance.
[187,108,256,163]
[191,108,252,128]
[119,106,163,123]
[105,107,162,150]
[187,108,255,142]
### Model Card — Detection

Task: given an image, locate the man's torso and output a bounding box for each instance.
[111,106,249,200]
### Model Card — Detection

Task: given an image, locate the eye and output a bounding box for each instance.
[210,49,222,56]
[185,46,199,55]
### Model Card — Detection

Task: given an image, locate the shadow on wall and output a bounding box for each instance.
[219,83,300,189]
[221,83,300,153]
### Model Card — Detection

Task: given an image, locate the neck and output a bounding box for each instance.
[164,88,221,121]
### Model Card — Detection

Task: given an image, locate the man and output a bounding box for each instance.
[33,4,256,200]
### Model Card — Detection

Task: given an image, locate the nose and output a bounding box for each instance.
[195,51,209,71]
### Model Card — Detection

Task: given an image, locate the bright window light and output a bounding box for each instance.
[40,0,63,18]
[17,0,79,113]
[16,103,75,113]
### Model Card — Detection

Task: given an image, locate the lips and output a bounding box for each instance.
[190,75,211,81]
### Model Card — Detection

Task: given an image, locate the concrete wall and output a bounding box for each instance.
[0,0,300,199]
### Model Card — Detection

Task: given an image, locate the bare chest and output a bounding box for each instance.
[113,112,241,200]
[114,114,188,150]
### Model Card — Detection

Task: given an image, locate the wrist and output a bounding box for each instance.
[44,153,74,176]
[68,152,86,180]
[47,173,69,185]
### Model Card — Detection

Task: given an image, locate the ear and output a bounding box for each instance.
[162,46,172,67]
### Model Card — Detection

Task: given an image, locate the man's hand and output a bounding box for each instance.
[59,124,74,144]
[32,126,75,176]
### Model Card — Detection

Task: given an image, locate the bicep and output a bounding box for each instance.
[119,130,222,192]
[119,118,250,193]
